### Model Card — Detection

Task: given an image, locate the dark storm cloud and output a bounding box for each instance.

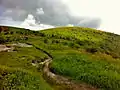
[0,0,101,28]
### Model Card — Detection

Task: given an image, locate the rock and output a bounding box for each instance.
[0,45,11,52]
[0,26,9,32]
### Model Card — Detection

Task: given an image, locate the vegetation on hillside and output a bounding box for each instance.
[0,26,120,90]
[0,66,52,90]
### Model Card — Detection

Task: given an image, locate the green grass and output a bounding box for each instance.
[51,51,120,90]
[0,26,120,90]
[0,65,52,90]
[0,46,48,71]
[39,27,120,58]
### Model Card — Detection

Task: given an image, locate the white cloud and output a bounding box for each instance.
[36,8,44,15]
[66,24,74,27]
[63,0,120,34]
[0,14,55,31]
[21,14,54,30]
[21,14,36,26]
[1,0,120,34]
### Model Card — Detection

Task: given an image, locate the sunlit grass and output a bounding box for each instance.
[0,26,120,90]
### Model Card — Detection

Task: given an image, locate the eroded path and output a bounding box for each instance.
[43,58,97,90]
[31,44,98,90]
[0,43,98,90]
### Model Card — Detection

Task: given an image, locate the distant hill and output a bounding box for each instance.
[0,26,120,90]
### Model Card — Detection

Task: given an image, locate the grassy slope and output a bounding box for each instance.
[0,26,120,90]
[0,65,52,90]
[0,27,53,90]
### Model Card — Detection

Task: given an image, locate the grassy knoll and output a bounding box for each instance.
[38,27,120,90]
[0,26,120,90]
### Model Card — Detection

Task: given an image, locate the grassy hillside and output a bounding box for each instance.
[0,66,52,90]
[0,26,120,90]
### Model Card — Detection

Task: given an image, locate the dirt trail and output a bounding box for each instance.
[1,43,97,90]
[42,57,97,90]
[0,45,14,52]
[31,44,98,90]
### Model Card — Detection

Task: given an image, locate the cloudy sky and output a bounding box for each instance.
[0,0,120,34]
[63,0,120,34]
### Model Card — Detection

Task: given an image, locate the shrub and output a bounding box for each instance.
[74,44,80,49]
[0,36,7,44]
[86,48,98,53]
[44,39,48,44]
[52,39,60,44]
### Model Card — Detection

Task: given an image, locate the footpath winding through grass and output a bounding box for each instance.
[0,44,52,90]
[0,26,120,90]
[31,44,97,90]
